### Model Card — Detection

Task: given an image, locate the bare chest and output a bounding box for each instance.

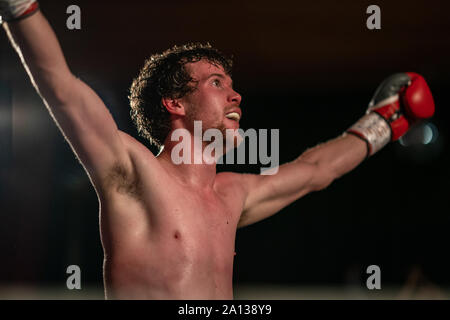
[133,186,241,293]
[154,187,240,258]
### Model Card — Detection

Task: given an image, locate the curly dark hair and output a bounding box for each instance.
[129,43,233,152]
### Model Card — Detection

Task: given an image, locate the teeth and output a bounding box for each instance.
[226,112,240,121]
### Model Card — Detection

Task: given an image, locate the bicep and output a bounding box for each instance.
[6,12,133,192]
[238,160,319,228]
[45,76,133,191]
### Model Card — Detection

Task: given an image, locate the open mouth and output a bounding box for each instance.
[225,112,241,121]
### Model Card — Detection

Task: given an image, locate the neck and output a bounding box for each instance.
[157,129,220,189]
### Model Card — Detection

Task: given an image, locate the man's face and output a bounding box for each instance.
[180,60,242,135]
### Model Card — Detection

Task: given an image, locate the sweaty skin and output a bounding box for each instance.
[102,132,246,299]
[3,10,368,299]
[101,62,247,299]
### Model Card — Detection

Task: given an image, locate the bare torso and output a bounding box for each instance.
[3,6,367,301]
[98,132,246,299]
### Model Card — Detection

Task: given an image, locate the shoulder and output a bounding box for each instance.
[117,130,160,165]
[117,130,147,152]
[215,171,269,196]
[215,171,245,189]
[215,171,262,206]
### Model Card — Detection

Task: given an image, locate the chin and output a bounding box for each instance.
[224,118,240,130]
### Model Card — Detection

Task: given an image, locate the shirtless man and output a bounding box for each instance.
[0,1,435,299]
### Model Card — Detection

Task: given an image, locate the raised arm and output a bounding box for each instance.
[238,72,435,228]
[1,2,134,194]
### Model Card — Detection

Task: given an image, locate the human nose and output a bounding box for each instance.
[229,89,242,105]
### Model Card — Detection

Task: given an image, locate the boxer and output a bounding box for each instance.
[1,1,435,299]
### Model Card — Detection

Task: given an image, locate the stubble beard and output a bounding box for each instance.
[186,103,226,136]
[186,105,239,158]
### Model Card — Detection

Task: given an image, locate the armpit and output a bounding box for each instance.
[105,163,142,200]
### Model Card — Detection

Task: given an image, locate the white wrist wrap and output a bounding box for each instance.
[348,112,392,156]
[0,0,38,22]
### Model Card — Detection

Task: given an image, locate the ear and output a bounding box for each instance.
[162,97,185,116]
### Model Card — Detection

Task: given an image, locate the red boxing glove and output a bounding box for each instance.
[347,72,435,157]
[0,0,39,23]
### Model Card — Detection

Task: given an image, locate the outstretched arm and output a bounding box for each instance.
[238,133,366,227]
[238,72,435,228]
[2,3,134,194]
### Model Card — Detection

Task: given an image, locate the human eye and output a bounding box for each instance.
[212,78,221,87]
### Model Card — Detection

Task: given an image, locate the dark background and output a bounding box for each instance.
[1,0,449,298]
